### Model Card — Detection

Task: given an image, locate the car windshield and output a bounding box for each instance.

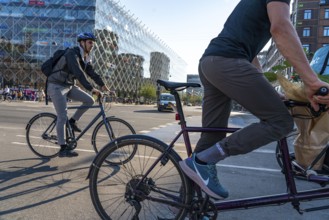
[160,95,175,101]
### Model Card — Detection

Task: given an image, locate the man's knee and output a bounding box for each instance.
[82,96,95,106]
[86,98,95,106]
[272,114,294,138]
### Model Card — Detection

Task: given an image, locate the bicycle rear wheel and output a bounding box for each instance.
[26,112,59,158]
[92,117,136,164]
[89,135,192,220]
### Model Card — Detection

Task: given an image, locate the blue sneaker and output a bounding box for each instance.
[179,153,228,199]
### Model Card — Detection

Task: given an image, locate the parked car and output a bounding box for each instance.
[157,93,176,112]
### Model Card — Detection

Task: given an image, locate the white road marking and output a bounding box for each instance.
[12,141,279,173]
[217,164,281,172]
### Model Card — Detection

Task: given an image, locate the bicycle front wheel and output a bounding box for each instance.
[92,116,135,151]
[26,113,59,158]
[89,135,192,220]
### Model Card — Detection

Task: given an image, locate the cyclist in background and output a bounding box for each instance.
[179,0,329,200]
[47,32,110,157]
[3,85,10,100]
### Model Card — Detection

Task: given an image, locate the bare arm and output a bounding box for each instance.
[267,2,329,109]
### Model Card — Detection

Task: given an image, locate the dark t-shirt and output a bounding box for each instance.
[202,0,290,62]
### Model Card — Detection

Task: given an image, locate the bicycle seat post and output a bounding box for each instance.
[172,90,187,126]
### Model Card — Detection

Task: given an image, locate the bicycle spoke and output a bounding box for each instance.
[26,113,59,158]
[89,136,192,219]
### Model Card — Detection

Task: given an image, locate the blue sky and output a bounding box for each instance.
[118,0,240,81]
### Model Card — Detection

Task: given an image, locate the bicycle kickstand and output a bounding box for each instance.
[292,200,304,215]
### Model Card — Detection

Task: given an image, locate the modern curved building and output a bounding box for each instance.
[0,0,187,99]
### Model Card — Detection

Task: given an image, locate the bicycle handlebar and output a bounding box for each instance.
[95,91,116,104]
[284,87,329,117]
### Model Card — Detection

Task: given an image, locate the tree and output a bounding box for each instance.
[139,83,156,103]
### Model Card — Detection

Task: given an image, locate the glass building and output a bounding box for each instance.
[0,0,187,99]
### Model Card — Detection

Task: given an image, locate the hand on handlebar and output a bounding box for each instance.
[100,85,116,97]
[109,90,116,97]
[92,88,103,98]
[312,87,329,112]
[304,80,329,112]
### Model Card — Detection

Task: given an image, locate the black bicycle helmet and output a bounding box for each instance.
[77,32,96,42]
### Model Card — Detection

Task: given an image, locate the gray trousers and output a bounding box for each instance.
[195,56,294,156]
[47,83,94,145]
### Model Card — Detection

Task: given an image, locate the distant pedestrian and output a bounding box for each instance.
[3,85,10,100]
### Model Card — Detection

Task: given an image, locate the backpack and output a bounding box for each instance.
[41,48,69,77]
[41,48,68,105]
[310,46,329,75]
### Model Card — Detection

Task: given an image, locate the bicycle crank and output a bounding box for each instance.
[190,198,217,220]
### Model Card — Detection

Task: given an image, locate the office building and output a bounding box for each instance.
[0,0,187,99]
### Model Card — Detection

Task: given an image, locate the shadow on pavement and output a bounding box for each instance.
[0,156,95,216]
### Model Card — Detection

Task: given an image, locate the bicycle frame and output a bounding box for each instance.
[152,82,329,214]
[66,100,113,142]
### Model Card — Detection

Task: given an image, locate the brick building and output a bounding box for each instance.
[294,0,329,53]
[262,0,329,73]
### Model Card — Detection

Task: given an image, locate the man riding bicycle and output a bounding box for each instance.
[47,32,110,157]
[179,0,329,200]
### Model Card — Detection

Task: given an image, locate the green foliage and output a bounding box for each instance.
[318,74,329,83]
[263,61,292,82]
[180,92,203,106]
[263,72,277,82]
[271,60,292,71]
[139,83,156,100]
[264,59,329,84]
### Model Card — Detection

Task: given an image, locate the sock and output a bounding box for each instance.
[196,142,227,164]
[195,156,207,165]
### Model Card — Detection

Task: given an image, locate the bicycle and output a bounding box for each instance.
[26,93,136,159]
[0,93,12,102]
[88,80,329,220]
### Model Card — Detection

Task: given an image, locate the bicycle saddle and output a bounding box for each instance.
[157,79,201,92]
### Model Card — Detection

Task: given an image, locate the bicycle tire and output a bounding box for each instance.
[89,135,193,220]
[275,128,298,171]
[92,117,136,164]
[26,112,59,158]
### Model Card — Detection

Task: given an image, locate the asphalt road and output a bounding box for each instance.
[1,101,329,220]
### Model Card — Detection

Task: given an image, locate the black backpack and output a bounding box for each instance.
[41,48,68,105]
[41,48,69,77]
